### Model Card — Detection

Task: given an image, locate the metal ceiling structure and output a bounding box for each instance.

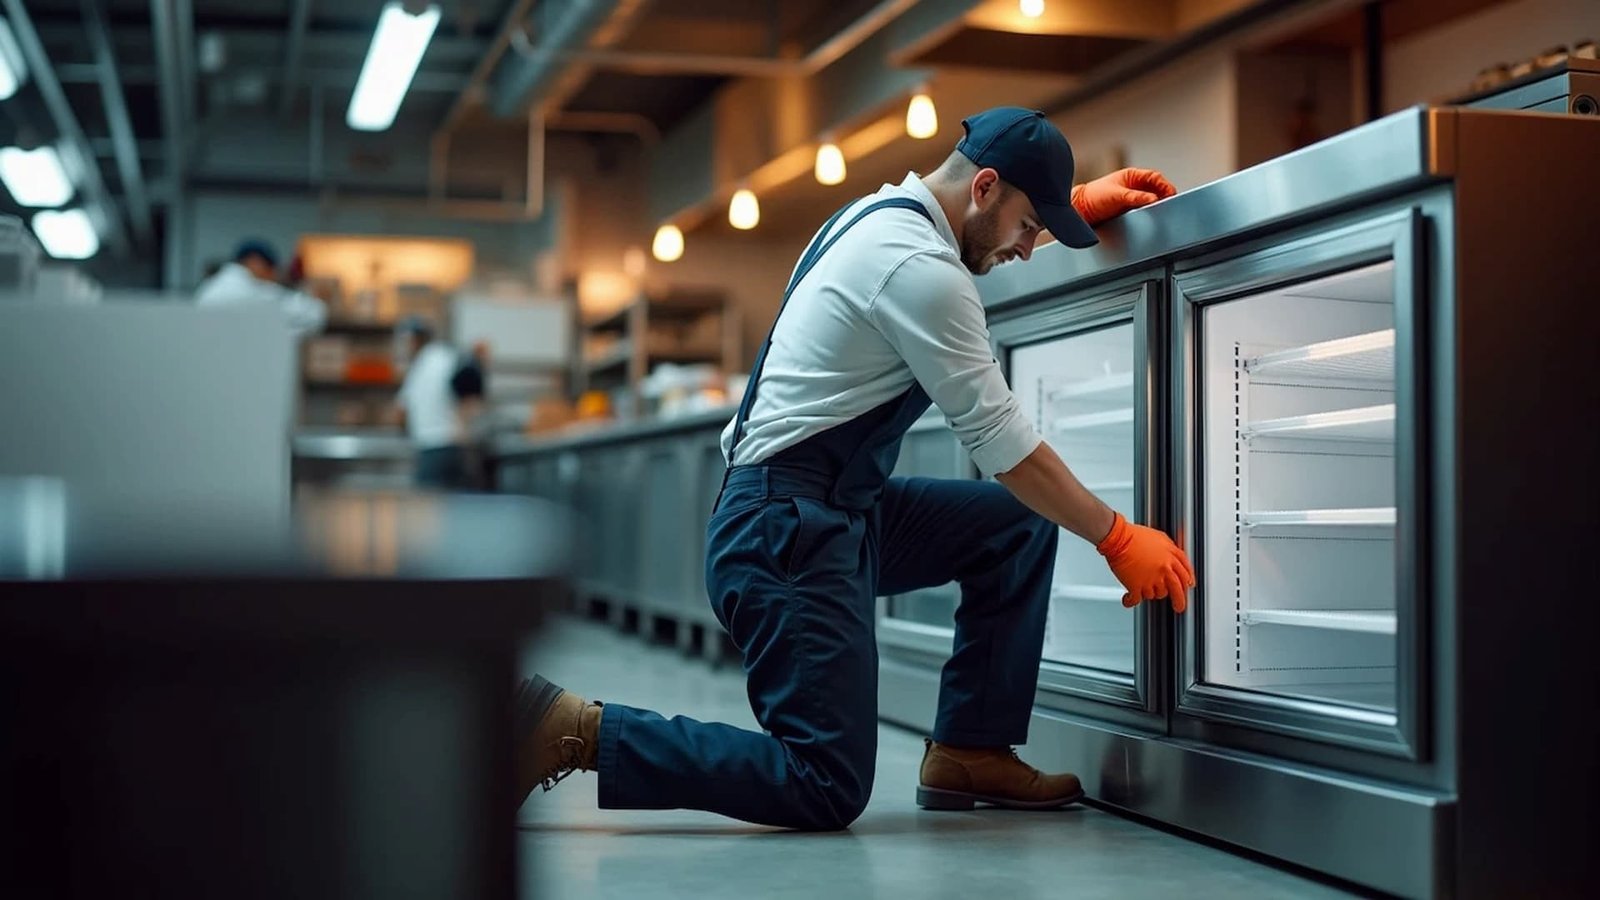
[0,0,1361,266]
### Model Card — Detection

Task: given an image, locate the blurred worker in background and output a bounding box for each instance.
[195,239,328,338]
[395,317,488,490]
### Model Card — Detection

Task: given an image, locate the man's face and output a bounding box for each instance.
[960,175,1044,276]
[241,253,277,282]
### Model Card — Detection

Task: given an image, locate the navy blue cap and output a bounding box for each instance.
[233,239,279,268]
[955,107,1098,249]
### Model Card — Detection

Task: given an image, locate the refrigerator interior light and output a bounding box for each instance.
[346,2,441,132]
[0,145,74,207]
[0,17,26,100]
[32,208,100,260]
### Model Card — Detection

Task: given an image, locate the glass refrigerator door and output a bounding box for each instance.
[991,282,1159,712]
[1175,210,1424,756]
[1012,324,1137,677]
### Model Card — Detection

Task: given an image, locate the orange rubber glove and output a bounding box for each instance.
[1096,512,1195,614]
[1070,168,1178,227]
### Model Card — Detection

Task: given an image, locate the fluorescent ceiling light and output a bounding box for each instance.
[32,208,100,260]
[346,2,441,132]
[0,145,74,207]
[0,17,26,101]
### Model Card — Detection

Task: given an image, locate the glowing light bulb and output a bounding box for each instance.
[1020,0,1045,19]
[651,225,684,262]
[906,93,938,140]
[728,189,760,230]
[814,142,846,185]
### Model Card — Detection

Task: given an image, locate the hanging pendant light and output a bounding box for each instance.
[651,225,684,262]
[728,188,760,230]
[906,93,938,140]
[814,142,846,185]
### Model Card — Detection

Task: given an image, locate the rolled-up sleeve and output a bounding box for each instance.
[866,250,1042,477]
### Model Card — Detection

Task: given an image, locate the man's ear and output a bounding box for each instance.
[970,167,1002,208]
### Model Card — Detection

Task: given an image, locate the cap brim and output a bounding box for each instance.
[1036,198,1099,249]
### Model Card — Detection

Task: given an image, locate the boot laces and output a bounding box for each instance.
[537,736,588,792]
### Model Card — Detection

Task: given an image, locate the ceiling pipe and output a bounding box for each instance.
[277,0,314,120]
[429,0,537,203]
[558,0,921,77]
[81,0,153,243]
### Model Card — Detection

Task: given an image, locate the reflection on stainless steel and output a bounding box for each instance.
[978,106,1441,309]
[0,478,66,579]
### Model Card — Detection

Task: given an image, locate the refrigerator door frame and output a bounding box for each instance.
[1171,206,1430,760]
[987,275,1167,717]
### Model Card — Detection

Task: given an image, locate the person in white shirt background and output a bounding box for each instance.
[194,240,328,338]
[394,315,482,490]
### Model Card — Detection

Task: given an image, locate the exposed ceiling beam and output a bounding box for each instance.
[0,0,131,255]
[150,0,187,205]
[55,62,471,93]
[278,0,314,119]
[33,23,492,64]
[81,0,153,243]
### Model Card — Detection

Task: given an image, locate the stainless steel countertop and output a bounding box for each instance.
[493,406,736,458]
[979,105,1449,310]
[292,430,415,461]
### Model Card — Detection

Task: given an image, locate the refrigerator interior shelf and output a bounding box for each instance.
[1050,408,1134,434]
[1084,480,1136,493]
[1241,507,1397,528]
[1052,584,1125,603]
[1241,608,1397,635]
[1046,371,1133,401]
[1245,329,1395,382]
[1241,404,1395,443]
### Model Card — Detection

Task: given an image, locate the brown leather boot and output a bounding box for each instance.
[916,739,1084,810]
[514,676,603,805]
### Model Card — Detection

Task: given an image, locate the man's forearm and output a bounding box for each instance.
[994,441,1117,546]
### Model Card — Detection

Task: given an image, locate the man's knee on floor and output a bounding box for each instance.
[780,749,873,830]
[789,779,870,831]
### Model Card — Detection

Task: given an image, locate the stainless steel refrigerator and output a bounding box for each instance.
[876,106,1600,899]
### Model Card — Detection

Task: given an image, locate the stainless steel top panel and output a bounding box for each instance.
[978,105,1448,310]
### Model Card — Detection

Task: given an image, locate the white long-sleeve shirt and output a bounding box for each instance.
[194,262,328,338]
[722,173,1042,478]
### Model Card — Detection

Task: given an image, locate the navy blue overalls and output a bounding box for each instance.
[594,197,1059,830]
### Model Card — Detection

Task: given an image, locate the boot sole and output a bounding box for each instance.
[915,785,1085,811]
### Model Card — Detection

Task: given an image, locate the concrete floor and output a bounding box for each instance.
[516,616,1358,900]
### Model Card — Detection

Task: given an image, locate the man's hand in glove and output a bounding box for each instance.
[1096,512,1195,614]
[1070,168,1178,227]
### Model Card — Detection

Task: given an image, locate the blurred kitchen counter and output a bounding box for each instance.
[491,405,735,459]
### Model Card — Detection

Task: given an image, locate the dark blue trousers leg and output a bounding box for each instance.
[595,497,878,830]
[877,477,1057,746]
